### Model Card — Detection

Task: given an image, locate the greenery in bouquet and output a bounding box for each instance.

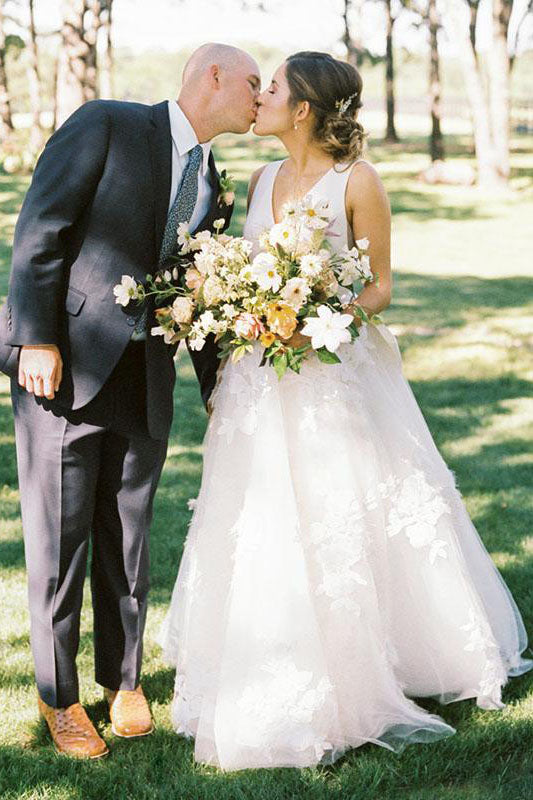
[113,195,380,378]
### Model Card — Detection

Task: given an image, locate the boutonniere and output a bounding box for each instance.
[218,169,236,207]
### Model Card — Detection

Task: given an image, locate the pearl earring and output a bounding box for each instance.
[294,123,298,130]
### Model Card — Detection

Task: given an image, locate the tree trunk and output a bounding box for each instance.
[55,0,103,128]
[342,0,364,68]
[27,0,44,152]
[488,0,512,179]
[384,0,399,143]
[428,0,444,161]
[0,2,13,139]
[98,0,114,98]
[447,0,504,187]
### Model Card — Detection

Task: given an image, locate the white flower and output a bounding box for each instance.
[300,195,331,229]
[213,218,225,230]
[337,287,354,306]
[189,229,212,251]
[251,252,282,292]
[300,305,353,353]
[280,277,312,311]
[171,296,194,325]
[356,237,369,250]
[258,230,270,250]
[280,199,297,217]
[151,325,175,345]
[177,222,192,253]
[360,254,372,280]
[337,260,359,287]
[202,276,224,306]
[268,221,297,252]
[194,250,217,275]
[163,270,172,282]
[222,303,238,320]
[113,275,140,307]
[239,265,254,283]
[294,224,319,257]
[188,334,206,351]
[299,253,323,279]
[198,310,217,333]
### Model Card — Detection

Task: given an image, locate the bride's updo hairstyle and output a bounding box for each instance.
[285,51,366,164]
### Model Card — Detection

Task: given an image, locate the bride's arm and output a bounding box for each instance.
[345,161,392,322]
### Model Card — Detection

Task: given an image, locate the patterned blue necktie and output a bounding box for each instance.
[132,143,204,340]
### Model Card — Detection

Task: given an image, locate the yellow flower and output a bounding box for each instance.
[260,331,276,347]
[266,302,298,340]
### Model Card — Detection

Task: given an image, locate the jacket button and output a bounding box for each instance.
[126,317,136,327]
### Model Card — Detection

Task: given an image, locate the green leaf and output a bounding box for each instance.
[354,305,370,323]
[272,353,288,379]
[316,347,341,364]
[348,321,360,339]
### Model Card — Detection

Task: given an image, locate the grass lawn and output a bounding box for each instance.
[0,126,532,800]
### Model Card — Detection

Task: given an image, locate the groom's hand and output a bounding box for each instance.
[19,345,63,399]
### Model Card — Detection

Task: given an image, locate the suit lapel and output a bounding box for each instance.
[149,101,172,258]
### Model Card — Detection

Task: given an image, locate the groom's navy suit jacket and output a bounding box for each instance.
[0,99,233,439]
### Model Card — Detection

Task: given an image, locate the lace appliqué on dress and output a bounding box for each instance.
[309,491,369,614]
[216,356,272,443]
[236,655,334,758]
[384,471,451,563]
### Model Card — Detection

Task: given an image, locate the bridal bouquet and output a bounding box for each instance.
[113,196,378,377]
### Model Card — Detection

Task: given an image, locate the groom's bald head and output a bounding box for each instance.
[178,42,261,137]
[182,43,257,86]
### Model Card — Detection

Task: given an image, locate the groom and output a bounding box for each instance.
[0,43,260,758]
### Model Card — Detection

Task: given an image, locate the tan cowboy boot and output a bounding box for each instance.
[104,685,154,738]
[38,696,109,759]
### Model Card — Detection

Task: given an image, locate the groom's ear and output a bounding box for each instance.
[209,64,221,89]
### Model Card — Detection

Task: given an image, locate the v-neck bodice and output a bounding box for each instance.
[243,158,359,256]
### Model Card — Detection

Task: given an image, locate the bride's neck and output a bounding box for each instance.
[279,133,334,178]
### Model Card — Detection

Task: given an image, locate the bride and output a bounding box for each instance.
[159,51,532,771]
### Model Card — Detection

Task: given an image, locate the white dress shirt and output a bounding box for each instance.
[167,100,213,232]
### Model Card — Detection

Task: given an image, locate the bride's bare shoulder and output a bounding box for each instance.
[345,159,389,213]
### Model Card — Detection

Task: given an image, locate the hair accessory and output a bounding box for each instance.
[335,92,357,115]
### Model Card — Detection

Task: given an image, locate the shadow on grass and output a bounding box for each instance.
[2,710,533,800]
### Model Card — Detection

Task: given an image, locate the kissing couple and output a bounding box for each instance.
[1,42,531,771]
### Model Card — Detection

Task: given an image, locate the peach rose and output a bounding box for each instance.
[233,312,265,340]
[266,302,298,340]
[185,267,205,294]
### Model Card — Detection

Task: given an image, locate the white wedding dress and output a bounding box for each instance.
[159,159,532,771]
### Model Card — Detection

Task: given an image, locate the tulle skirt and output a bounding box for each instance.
[159,324,532,771]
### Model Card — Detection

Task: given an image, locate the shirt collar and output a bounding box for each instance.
[168,100,211,176]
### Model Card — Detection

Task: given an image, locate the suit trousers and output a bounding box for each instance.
[11,342,168,708]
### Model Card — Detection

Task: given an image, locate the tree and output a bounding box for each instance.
[427,0,444,161]
[446,0,499,185]
[27,0,44,151]
[98,0,114,98]
[446,0,527,186]
[0,1,14,139]
[55,0,114,127]
[342,0,366,67]
[488,0,513,179]
[384,0,399,142]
